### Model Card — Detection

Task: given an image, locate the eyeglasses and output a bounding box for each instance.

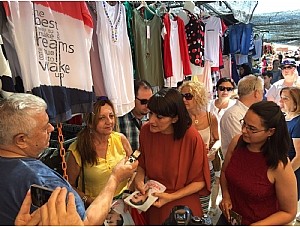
[218,86,234,92]
[239,119,266,134]
[282,66,293,70]
[136,97,149,105]
[181,93,194,100]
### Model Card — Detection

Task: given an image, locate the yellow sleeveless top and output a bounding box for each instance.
[69,131,127,198]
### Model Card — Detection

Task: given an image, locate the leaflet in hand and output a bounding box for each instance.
[104,199,135,226]
[124,180,166,212]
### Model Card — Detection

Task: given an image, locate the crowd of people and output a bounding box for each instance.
[1,57,300,226]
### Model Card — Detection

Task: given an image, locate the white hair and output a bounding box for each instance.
[238,74,264,97]
[0,93,47,144]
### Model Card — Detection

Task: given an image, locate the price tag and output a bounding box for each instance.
[147,25,150,39]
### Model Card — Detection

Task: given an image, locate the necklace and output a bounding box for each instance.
[102,1,122,43]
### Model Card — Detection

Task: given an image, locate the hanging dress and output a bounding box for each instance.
[132,8,164,88]
[96,1,135,117]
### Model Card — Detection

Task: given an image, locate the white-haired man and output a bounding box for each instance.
[220,75,264,157]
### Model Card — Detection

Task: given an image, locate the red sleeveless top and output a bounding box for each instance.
[225,146,279,225]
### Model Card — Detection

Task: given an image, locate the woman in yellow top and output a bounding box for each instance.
[67,97,133,207]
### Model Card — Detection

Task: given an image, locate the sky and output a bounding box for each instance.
[254,0,300,14]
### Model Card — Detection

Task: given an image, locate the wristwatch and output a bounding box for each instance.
[81,195,88,204]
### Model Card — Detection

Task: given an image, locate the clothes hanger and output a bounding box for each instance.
[136,1,156,15]
[200,10,210,19]
[168,8,177,20]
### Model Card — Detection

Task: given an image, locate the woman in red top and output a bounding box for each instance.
[218,101,297,225]
[134,88,211,225]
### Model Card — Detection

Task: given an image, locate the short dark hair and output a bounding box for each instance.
[116,214,124,226]
[239,63,252,78]
[134,80,153,96]
[107,209,124,225]
[262,71,273,78]
[216,77,236,90]
[129,196,149,206]
[147,88,192,140]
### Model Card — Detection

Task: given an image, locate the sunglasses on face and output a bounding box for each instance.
[136,97,148,105]
[181,93,194,100]
[282,66,293,70]
[218,86,234,92]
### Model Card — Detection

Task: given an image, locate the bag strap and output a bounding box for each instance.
[206,112,213,144]
[81,156,85,193]
[132,118,141,130]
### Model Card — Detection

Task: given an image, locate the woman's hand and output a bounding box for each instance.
[135,182,148,195]
[152,192,172,208]
[219,197,232,222]
[207,149,216,161]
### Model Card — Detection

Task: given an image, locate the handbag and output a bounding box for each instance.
[212,150,221,172]
[207,113,222,172]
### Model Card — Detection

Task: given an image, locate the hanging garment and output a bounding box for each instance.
[0,42,15,97]
[203,16,222,68]
[132,8,164,88]
[3,1,94,123]
[183,9,205,68]
[211,19,227,72]
[220,54,232,78]
[229,23,254,55]
[123,2,136,78]
[162,14,191,87]
[252,37,263,60]
[96,1,134,117]
[196,60,213,99]
[0,2,22,90]
[86,2,107,97]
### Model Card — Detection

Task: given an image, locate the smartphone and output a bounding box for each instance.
[126,150,141,164]
[30,184,54,208]
[229,210,242,225]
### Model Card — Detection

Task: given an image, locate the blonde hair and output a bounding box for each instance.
[178,81,209,109]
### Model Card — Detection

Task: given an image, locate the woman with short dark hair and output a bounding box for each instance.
[239,63,252,78]
[134,88,211,225]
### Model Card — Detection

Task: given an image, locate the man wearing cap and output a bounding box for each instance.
[267,59,300,105]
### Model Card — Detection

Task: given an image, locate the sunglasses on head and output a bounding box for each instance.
[282,66,293,70]
[136,97,148,105]
[181,93,194,100]
[218,86,234,92]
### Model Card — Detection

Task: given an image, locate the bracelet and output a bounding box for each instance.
[81,195,88,204]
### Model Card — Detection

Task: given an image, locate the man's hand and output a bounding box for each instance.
[40,187,84,226]
[111,158,138,185]
[15,190,40,226]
